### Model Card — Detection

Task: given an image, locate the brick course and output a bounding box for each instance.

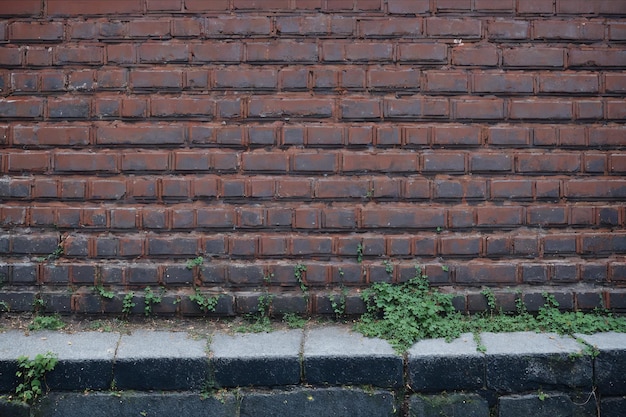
[0,0,624,315]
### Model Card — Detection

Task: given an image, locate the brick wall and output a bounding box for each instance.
[0,0,625,315]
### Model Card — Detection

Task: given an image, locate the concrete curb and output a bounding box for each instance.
[1,329,625,416]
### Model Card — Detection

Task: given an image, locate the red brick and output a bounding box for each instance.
[456,262,517,284]
[0,47,22,66]
[190,43,242,63]
[528,207,568,226]
[207,17,271,36]
[538,73,599,94]
[474,0,514,12]
[48,97,90,119]
[9,22,64,42]
[491,179,533,199]
[247,41,318,63]
[397,43,448,63]
[172,18,202,37]
[361,207,445,229]
[517,0,554,14]
[345,42,393,61]
[604,73,626,93]
[557,0,625,15]
[276,178,312,198]
[26,47,53,66]
[214,68,277,89]
[403,178,430,199]
[138,43,188,63]
[534,20,605,41]
[248,97,333,119]
[441,235,481,256]
[384,97,449,118]
[470,153,512,172]
[509,99,573,120]
[452,45,499,66]
[151,97,214,118]
[424,71,468,92]
[517,152,581,173]
[276,16,328,35]
[106,44,136,64]
[358,18,422,37]
[292,152,337,172]
[97,69,128,89]
[502,47,565,67]
[368,68,420,90]
[122,152,170,171]
[476,206,523,226]
[569,49,626,68]
[97,124,185,145]
[425,17,482,38]
[7,151,50,172]
[388,0,430,13]
[454,98,504,120]
[233,0,289,9]
[54,152,117,173]
[422,152,465,173]
[589,127,626,147]
[48,0,143,15]
[184,0,229,11]
[567,180,626,200]
[55,46,103,65]
[316,178,370,199]
[13,125,89,146]
[341,98,381,120]
[130,70,183,89]
[343,151,418,173]
[433,125,482,145]
[0,97,43,119]
[609,22,626,40]
[242,151,288,172]
[607,100,626,120]
[90,179,126,200]
[0,0,43,15]
[147,0,183,11]
[488,20,530,39]
[435,0,471,11]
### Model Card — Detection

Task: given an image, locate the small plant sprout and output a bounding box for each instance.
[15,352,58,404]
[356,243,364,263]
[189,290,220,314]
[383,260,393,275]
[122,292,135,316]
[294,264,308,293]
[441,265,449,272]
[143,287,163,316]
[95,285,115,300]
[186,256,204,270]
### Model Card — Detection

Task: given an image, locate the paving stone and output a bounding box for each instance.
[498,394,574,417]
[303,326,403,388]
[0,397,29,417]
[407,333,484,391]
[35,392,238,417]
[408,393,489,417]
[0,330,118,391]
[114,331,208,390]
[210,330,302,387]
[239,387,398,417]
[482,332,592,392]
[576,332,626,396]
[601,396,626,417]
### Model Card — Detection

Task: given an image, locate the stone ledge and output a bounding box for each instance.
[0,329,625,416]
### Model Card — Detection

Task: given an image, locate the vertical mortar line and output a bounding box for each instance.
[299,323,307,384]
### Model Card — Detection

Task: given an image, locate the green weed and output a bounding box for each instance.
[186,256,204,270]
[122,292,135,316]
[28,315,65,331]
[15,352,58,404]
[283,313,307,329]
[143,287,163,316]
[294,264,308,293]
[95,285,115,300]
[189,290,220,314]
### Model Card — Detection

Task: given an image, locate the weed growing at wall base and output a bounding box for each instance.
[355,266,626,352]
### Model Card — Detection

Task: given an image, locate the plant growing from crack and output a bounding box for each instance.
[122,292,135,316]
[330,286,349,319]
[189,290,220,314]
[143,287,163,316]
[356,243,364,263]
[14,352,58,404]
[294,263,308,293]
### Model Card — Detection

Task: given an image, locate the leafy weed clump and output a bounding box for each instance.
[355,266,626,352]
